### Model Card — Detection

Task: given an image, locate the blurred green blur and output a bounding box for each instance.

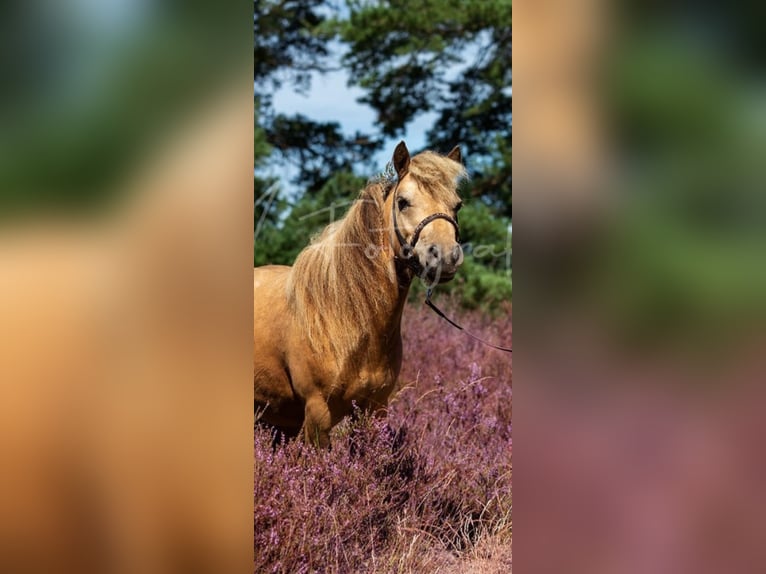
[523,2,766,356]
[601,3,766,350]
[0,4,253,573]
[0,0,246,220]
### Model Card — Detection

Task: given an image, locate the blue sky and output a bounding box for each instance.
[270,68,438,169]
[260,36,497,198]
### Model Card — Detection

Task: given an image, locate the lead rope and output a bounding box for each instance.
[425,289,513,353]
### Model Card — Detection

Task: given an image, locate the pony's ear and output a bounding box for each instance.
[447,145,462,164]
[393,141,410,179]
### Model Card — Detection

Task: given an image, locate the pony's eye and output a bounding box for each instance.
[455,201,463,213]
[397,197,410,211]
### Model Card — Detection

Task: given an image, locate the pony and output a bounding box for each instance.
[254,141,466,446]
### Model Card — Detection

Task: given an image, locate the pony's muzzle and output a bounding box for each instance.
[423,243,463,282]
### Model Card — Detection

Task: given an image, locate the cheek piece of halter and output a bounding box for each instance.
[390,185,460,274]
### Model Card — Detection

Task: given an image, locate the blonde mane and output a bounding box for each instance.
[286,179,396,361]
[286,151,466,363]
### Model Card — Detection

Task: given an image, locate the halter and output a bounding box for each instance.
[389,177,512,354]
[390,180,460,272]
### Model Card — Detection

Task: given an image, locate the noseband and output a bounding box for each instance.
[390,182,460,272]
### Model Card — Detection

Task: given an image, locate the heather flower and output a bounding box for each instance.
[255,305,512,573]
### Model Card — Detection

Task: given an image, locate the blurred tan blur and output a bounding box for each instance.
[514,0,608,224]
[0,87,253,573]
[0,18,253,570]
[0,86,253,573]
[516,0,766,572]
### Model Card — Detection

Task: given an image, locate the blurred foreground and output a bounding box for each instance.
[516,1,766,573]
[0,87,253,573]
[0,2,252,567]
[0,89,253,573]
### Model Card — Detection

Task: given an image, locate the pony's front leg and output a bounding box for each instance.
[302,394,332,448]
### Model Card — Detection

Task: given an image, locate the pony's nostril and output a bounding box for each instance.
[451,245,464,266]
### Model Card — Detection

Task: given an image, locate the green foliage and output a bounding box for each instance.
[255,170,366,266]
[267,114,380,193]
[471,134,512,214]
[457,257,513,311]
[458,200,511,272]
[254,100,272,167]
[1,3,245,217]
[254,0,333,91]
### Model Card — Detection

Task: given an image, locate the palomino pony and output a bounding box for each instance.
[254,141,465,446]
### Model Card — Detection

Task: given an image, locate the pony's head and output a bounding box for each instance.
[385,141,466,284]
